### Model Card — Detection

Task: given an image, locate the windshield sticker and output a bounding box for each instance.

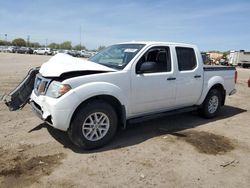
[124,49,138,53]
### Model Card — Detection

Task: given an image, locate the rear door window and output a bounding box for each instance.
[176,47,197,71]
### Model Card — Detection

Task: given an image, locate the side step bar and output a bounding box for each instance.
[128,106,198,124]
[3,67,40,111]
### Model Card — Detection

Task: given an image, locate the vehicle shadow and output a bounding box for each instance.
[30,105,246,153]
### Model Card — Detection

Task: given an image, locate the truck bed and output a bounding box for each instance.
[203,65,235,71]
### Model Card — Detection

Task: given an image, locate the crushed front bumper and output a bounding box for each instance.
[30,90,79,131]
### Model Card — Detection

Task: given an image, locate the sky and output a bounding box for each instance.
[0,0,250,51]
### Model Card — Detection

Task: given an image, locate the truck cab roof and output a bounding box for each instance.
[117,41,197,48]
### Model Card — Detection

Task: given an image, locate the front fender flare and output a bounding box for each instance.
[73,82,127,106]
[64,82,128,128]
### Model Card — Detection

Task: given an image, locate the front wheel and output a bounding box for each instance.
[68,100,118,149]
[200,89,222,118]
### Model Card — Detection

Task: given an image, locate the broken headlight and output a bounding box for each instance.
[46,81,72,98]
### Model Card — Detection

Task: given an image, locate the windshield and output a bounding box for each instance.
[89,44,145,70]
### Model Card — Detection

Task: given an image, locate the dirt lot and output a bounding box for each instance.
[0,53,250,188]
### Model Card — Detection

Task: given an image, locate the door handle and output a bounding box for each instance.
[194,75,201,78]
[167,77,176,81]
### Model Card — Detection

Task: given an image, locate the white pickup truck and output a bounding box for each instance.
[4,42,237,149]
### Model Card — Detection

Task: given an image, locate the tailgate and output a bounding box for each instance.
[3,67,39,111]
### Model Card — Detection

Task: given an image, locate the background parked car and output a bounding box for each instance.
[12,46,20,53]
[67,50,81,57]
[90,51,98,56]
[57,49,69,54]
[1,46,9,53]
[0,46,4,52]
[33,48,52,55]
[6,46,15,53]
[80,50,92,58]
[15,47,33,54]
[52,49,59,55]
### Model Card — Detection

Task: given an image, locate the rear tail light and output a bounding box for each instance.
[248,78,250,88]
[235,70,237,84]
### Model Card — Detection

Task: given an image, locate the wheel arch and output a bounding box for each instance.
[209,84,226,105]
[197,76,226,106]
[200,83,226,107]
[69,94,126,131]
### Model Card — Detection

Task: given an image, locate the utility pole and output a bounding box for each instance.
[4,34,7,46]
[80,26,82,50]
[45,38,48,47]
[27,35,30,47]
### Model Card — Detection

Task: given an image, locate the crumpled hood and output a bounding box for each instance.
[39,53,116,77]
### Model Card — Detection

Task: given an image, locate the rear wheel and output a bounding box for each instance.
[68,100,118,149]
[200,89,222,118]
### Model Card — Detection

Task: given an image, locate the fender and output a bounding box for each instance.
[66,82,128,124]
[197,76,225,105]
[73,82,127,106]
[49,81,128,130]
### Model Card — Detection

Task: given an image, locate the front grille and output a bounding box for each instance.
[34,74,51,96]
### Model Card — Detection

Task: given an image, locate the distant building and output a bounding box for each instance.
[207,52,223,60]
[229,50,250,68]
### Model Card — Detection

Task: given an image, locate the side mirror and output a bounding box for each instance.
[137,61,157,74]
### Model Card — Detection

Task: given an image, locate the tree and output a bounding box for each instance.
[0,40,5,45]
[222,51,230,58]
[0,40,11,46]
[97,45,105,51]
[48,43,60,49]
[29,42,41,48]
[12,38,26,46]
[60,41,72,49]
[73,44,86,51]
[12,38,26,47]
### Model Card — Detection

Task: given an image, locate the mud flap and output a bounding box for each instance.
[3,67,40,111]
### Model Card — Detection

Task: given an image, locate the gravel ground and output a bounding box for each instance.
[0,53,250,188]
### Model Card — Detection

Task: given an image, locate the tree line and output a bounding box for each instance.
[0,38,106,51]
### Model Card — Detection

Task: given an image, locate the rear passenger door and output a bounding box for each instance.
[174,47,203,107]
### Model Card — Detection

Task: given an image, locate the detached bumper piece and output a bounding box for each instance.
[229,89,237,96]
[3,67,40,111]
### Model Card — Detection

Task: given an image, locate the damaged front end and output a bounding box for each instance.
[3,67,40,111]
[3,53,117,112]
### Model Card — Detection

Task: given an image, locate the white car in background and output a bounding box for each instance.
[34,48,52,55]
[80,50,92,58]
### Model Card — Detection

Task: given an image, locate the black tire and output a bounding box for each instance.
[45,52,48,55]
[199,89,222,118]
[68,100,118,149]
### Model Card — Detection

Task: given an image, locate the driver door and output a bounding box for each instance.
[130,46,176,116]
